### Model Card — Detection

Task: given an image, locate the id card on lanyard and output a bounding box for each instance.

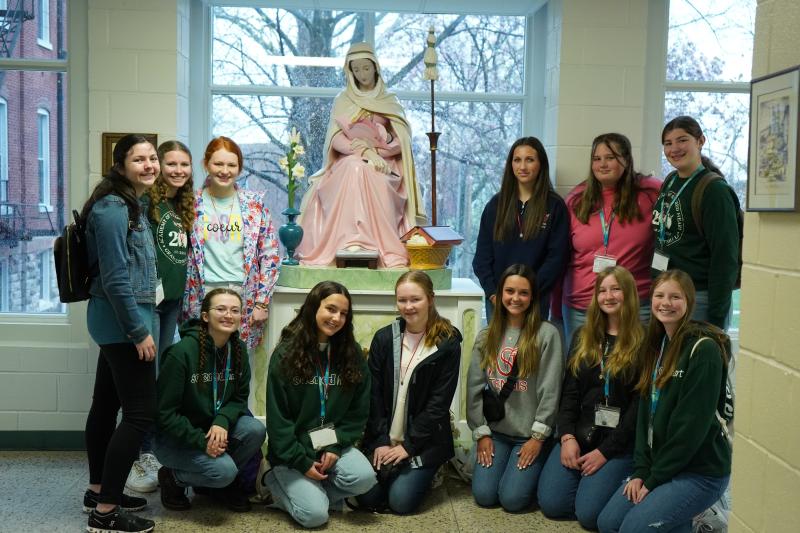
[593,209,617,273]
[212,344,232,415]
[653,167,704,271]
[309,346,338,450]
[648,336,668,447]
[595,339,620,428]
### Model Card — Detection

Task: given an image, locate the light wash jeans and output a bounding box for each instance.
[153,416,265,488]
[471,432,552,512]
[563,299,651,351]
[596,472,730,533]
[691,290,732,331]
[265,446,377,528]
[538,443,634,530]
[356,462,439,515]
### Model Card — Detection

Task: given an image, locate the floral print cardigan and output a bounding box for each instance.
[182,184,280,349]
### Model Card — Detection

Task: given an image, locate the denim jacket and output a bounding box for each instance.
[87,194,157,343]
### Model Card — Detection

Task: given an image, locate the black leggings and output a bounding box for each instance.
[85,343,156,505]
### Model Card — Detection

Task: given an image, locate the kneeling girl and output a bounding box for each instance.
[265,281,376,528]
[538,266,642,529]
[358,271,462,514]
[467,264,564,512]
[155,288,265,512]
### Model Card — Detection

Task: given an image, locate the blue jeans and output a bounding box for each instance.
[355,461,438,515]
[597,472,730,533]
[538,443,633,530]
[265,447,377,528]
[692,290,732,331]
[153,416,265,488]
[564,300,651,350]
[471,433,552,512]
[155,298,182,359]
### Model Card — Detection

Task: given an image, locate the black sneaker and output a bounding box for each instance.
[157,467,191,511]
[86,507,155,533]
[83,490,147,514]
[222,481,251,513]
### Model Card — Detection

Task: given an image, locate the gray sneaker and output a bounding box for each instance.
[125,461,157,493]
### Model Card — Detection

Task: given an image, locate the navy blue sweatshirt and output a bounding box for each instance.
[472,191,569,317]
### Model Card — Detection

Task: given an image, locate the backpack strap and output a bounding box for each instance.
[690,172,723,239]
[497,356,519,402]
[689,336,733,447]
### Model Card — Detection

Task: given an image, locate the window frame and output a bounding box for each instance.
[0,97,7,206]
[0,259,8,312]
[37,0,53,49]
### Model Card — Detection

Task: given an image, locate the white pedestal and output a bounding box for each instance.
[251,278,483,444]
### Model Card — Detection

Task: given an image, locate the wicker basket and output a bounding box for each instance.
[406,243,452,270]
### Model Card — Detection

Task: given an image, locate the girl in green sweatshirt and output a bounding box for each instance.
[154,288,265,513]
[264,281,376,528]
[597,270,731,533]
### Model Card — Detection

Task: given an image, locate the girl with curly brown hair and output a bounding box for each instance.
[264,281,376,528]
[153,288,265,513]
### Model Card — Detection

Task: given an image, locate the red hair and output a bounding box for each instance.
[203,136,243,169]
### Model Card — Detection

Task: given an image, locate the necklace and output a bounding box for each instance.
[400,332,426,385]
[207,189,237,220]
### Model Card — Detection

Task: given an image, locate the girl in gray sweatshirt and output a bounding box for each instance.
[467,264,564,512]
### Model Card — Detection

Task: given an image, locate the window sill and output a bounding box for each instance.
[38,203,53,213]
[37,38,53,50]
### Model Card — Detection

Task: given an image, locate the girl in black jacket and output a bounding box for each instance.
[357,271,462,514]
[538,266,643,530]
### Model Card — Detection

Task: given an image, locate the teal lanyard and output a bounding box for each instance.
[316,346,331,425]
[599,209,615,254]
[658,166,705,246]
[599,339,611,404]
[212,344,232,415]
[648,336,668,444]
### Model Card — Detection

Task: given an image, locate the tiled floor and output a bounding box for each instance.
[0,451,586,532]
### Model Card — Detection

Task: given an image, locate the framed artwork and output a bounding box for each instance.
[747,65,799,211]
[101,132,158,173]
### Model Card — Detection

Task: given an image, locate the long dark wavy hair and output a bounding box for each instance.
[661,115,724,177]
[635,270,728,394]
[198,288,245,391]
[279,281,364,388]
[493,136,553,242]
[80,134,155,221]
[147,140,195,232]
[570,133,649,224]
[481,264,543,378]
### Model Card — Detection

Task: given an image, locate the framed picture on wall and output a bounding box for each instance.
[101,133,158,174]
[747,65,799,211]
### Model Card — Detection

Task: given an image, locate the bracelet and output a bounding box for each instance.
[561,436,576,444]
[531,431,547,442]
[254,302,268,310]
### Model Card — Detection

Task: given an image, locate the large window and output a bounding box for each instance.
[209,5,529,280]
[0,1,67,315]
[664,0,755,205]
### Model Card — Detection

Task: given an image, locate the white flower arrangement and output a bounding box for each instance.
[279,127,306,209]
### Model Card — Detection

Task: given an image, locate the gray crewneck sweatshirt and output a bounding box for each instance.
[466,322,564,441]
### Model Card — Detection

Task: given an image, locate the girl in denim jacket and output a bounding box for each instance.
[81,134,160,533]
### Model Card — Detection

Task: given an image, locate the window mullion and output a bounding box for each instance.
[664,80,750,93]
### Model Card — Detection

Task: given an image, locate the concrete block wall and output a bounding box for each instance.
[544,0,649,197]
[730,1,800,531]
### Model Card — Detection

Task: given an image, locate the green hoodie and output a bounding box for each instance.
[266,339,370,474]
[633,334,731,490]
[157,319,251,451]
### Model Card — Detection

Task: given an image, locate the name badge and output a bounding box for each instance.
[593,254,617,273]
[309,424,337,451]
[155,282,165,306]
[651,251,669,272]
[595,404,621,428]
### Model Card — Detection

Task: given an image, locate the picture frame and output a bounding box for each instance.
[101,132,158,173]
[747,65,800,211]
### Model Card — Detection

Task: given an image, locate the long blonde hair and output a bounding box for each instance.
[480,264,542,378]
[395,271,455,348]
[635,270,728,393]
[568,266,643,378]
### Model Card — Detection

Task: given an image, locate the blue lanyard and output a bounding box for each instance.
[599,209,615,254]
[212,344,232,415]
[316,346,331,424]
[658,166,705,246]
[648,336,668,440]
[599,339,611,403]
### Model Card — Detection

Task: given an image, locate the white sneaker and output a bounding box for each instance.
[138,453,162,483]
[125,460,157,493]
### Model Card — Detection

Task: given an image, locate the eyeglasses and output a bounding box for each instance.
[210,306,242,316]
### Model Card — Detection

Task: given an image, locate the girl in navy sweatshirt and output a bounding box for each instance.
[472,137,569,319]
